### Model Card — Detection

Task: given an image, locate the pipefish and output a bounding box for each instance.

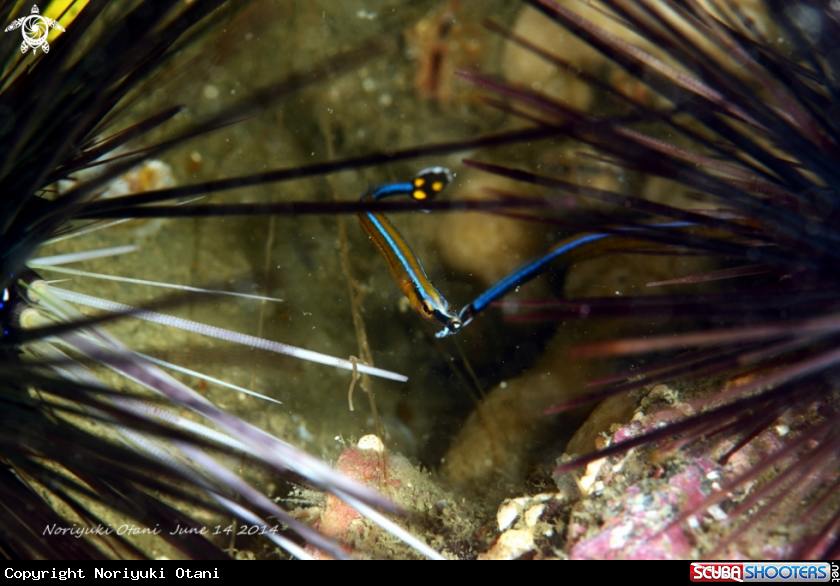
[360,170,696,339]
[359,167,462,338]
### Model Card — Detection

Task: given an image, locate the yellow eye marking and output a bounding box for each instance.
[414,178,426,188]
[413,190,427,200]
[432,181,444,192]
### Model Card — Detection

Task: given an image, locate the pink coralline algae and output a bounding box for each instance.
[306,436,401,558]
[568,464,707,559]
[559,381,802,560]
[302,435,480,559]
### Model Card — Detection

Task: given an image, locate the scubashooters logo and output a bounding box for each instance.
[691,562,833,583]
[4,5,65,55]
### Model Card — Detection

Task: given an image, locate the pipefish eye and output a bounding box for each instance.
[420,299,435,318]
[412,166,453,201]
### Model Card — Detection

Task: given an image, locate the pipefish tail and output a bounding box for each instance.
[453,222,694,332]
[359,167,462,337]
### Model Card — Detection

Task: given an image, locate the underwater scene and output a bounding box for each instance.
[5,0,840,560]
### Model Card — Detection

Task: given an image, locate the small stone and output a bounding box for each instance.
[579,457,606,494]
[524,504,545,528]
[497,501,520,532]
[357,434,384,453]
[478,529,535,560]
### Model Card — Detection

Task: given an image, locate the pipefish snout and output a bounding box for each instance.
[358,167,462,338]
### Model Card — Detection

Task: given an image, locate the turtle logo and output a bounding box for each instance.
[4,5,65,55]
